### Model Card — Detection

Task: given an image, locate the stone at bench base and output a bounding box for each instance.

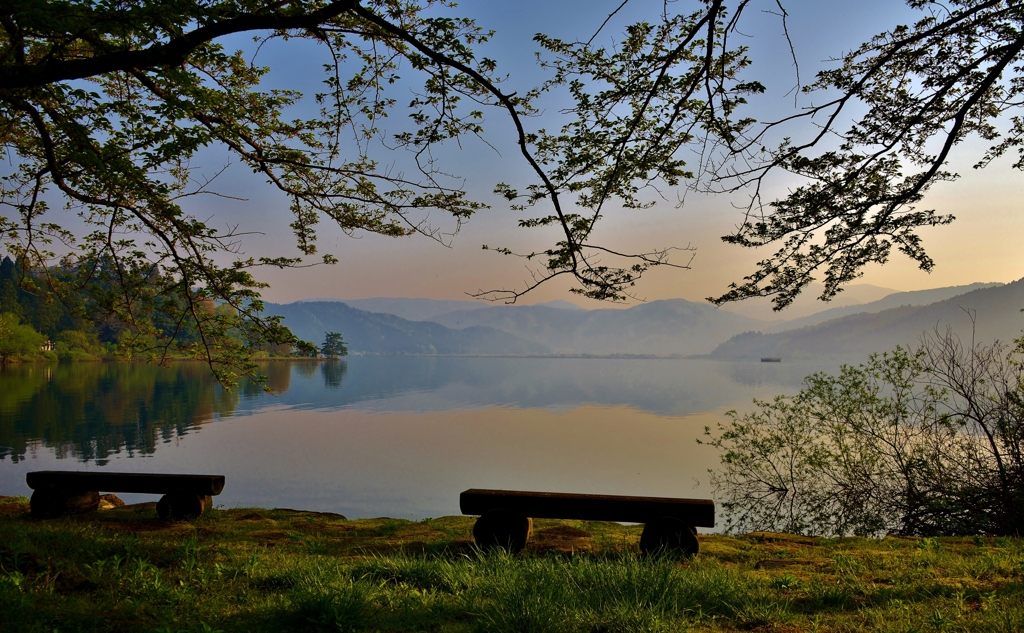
[639,516,699,556]
[472,509,533,552]
[29,489,100,517]
[156,491,211,521]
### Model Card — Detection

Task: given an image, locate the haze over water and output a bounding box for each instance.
[0,358,836,522]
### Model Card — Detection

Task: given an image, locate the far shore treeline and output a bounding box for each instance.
[0,255,327,363]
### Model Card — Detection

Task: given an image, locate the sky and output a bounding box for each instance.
[171,0,1024,309]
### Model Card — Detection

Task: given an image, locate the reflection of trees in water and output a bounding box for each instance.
[321,361,347,389]
[0,362,252,464]
[295,361,318,379]
[241,361,293,398]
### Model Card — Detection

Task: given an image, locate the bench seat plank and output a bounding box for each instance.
[27,471,225,496]
[460,488,715,528]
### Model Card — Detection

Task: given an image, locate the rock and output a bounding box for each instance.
[98,494,126,510]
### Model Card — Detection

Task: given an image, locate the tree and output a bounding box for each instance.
[710,0,1024,310]
[0,0,766,381]
[54,328,103,360]
[321,331,348,358]
[705,328,1024,537]
[0,312,47,361]
[3,1,1019,380]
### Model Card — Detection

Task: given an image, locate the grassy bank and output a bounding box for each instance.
[1,496,1022,633]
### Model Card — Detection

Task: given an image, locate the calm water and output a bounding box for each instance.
[0,358,835,521]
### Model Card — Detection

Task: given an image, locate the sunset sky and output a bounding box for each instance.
[175,0,1024,309]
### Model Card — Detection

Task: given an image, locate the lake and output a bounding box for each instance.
[0,357,837,522]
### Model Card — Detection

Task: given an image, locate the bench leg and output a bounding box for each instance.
[639,517,698,557]
[156,491,205,521]
[30,489,100,518]
[472,509,533,552]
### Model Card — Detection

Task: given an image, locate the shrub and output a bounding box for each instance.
[706,328,1024,537]
[0,312,46,362]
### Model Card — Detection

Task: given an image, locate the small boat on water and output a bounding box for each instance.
[760,357,782,363]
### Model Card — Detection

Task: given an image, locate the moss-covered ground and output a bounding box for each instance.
[1,495,1022,632]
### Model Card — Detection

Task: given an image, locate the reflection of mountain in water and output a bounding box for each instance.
[725,361,840,390]
[262,357,831,417]
[0,358,832,464]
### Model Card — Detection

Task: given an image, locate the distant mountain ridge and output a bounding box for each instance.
[268,281,1021,358]
[263,301,550,355]
[295,297,581,321]
[766,282,1004,332]
[426,299,766,356]
[708,279,1024,361]
[719,282,900,321]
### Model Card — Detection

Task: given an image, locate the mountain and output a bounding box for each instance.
[766,282,1004,332]
[264,302,550,355]
[427,299,767,356]
[718,283,900,322]
[537,300,585,311]
[293,297,583,321]
[707,279,1024,361]
[295,297,491,322]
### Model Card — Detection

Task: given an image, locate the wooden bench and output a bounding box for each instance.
[460,488,715,555]
[27,471,225,520]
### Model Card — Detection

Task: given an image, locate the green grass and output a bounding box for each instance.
[0,497,1022,632]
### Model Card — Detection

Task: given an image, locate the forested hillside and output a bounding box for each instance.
[0,256,104,361]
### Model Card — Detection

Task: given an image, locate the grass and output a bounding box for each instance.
[0,495,1022,632]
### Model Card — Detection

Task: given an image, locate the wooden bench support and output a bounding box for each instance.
[29,489,101,517]
[639,516,699,557]
[472,509,534,551]
[156,492,213,521]
[27,471,224,521]
[461,489,714,556]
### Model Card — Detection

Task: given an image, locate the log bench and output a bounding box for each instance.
[26,471,225,520]
[460,488,715,555]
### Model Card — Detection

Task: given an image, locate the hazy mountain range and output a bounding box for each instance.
[716,283,902,321]
[707,279,1024,361]
[263,280,1021,359]
[764,282,1003,333]
[423,300,762,356]
[295,297,582,322]
[264,302,549,355]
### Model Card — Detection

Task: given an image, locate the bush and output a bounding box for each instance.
[0,312,46,362]
[54,329,103,361]
[706,328,1024,537]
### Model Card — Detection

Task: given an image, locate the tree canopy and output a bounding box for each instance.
[321,331,347,358]
[709,0,1024,310]
[2,0,1019,380]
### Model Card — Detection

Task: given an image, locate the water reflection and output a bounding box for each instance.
[0,363,240,464]
[0,358,844,518]
[321,361,348,389]
[1,358,834,466]
[267,357,834,416]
